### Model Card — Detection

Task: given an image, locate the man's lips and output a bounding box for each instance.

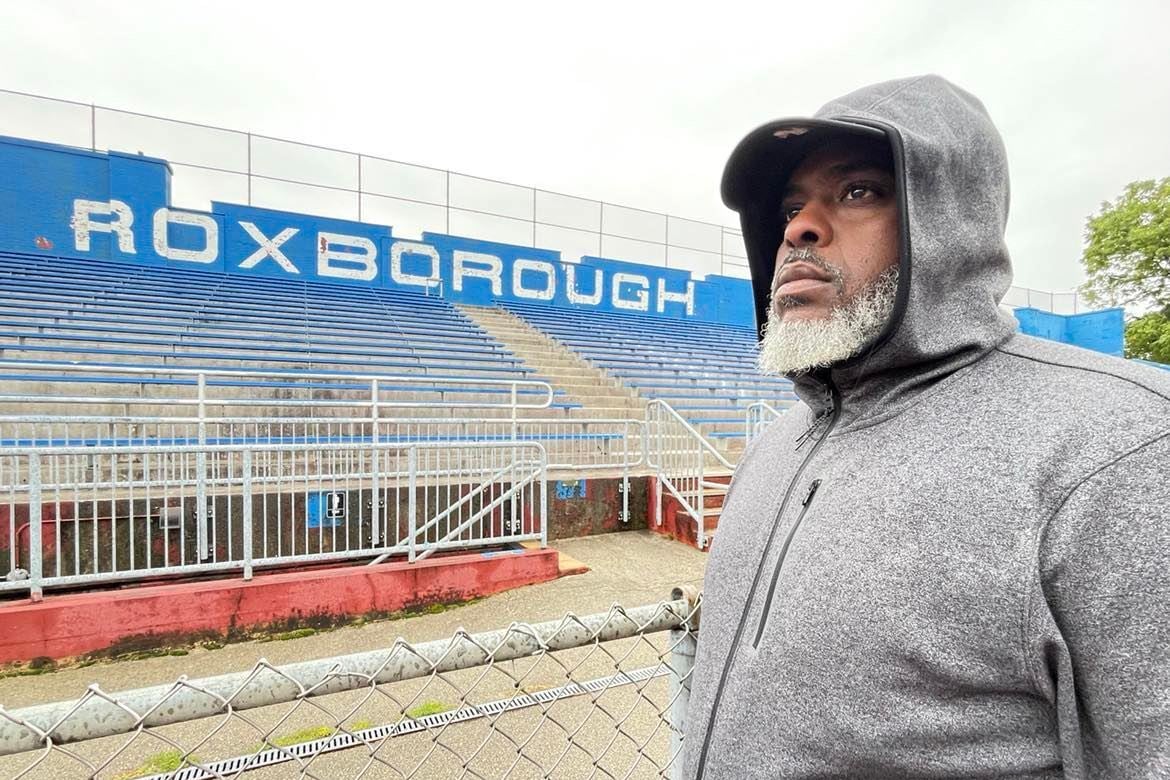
[773,262,833,299]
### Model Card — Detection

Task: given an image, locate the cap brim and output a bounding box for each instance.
[721,118,887,212]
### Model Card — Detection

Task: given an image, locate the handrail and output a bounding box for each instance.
[0,360,556,411]
[645,399,733,549]
[647,399,733,470]
[745,400,784,443]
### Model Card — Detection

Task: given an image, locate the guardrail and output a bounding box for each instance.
[646,400,733,550]
[1,439,547,600]
[0,589,702,780]
[745,400,784,445]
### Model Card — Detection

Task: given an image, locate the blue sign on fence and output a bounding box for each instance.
[0,134,755,327]
[307,491,347,529]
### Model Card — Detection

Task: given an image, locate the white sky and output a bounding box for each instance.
[1,0,1168,292]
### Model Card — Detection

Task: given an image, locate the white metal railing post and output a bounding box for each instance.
[539,444,549,548]
[407,447,417,563]
[510,382,519,534]
[622,421,630,525]
[370,378,381,547]
[28,453,43,602]
[696,432,706,549]
[242,450,253,581]
[196,372,209,562]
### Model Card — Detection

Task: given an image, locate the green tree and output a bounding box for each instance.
[1080,177,1170,362]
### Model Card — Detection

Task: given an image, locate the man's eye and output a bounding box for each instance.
[781,205,802,221]
[844,184,877,200]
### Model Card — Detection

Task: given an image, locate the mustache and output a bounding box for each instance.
[771,247,846,309]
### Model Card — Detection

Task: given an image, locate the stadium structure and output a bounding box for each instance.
[0,93,1132,664]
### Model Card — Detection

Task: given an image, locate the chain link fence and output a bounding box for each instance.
[0,590,701,780]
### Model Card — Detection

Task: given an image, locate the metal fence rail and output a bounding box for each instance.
[0,87,749,280]
[0,590,702,779]
[645,401,732,550]
[744,401,783,446]
[2,440,547,600]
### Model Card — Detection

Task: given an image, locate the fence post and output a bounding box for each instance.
[370,378,381,548]
[242,450,253,581]
[669,585,700,780]
[539,445,548,548]
[510,382,519,534]
[28,453,43,602]
[407,447,417,563]
[196,372,209,562]
[621,422,630,524]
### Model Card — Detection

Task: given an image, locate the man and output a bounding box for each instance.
[682,75,1169,778]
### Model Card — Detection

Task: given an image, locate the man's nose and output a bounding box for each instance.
[782,201,832,248]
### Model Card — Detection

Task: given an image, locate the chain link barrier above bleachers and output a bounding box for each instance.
[0,87,1085,310]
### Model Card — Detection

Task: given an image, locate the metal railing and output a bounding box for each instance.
[2,439,547,601]
[0,88,750,279]
[645,401,733,550]
[745,401,784,445]
[0,589,702,780]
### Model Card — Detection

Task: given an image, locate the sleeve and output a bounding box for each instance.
[1033,432,1170,778]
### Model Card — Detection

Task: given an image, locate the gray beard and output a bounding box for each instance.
[758,268,899,377]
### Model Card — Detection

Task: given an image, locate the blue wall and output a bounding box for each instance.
[0,133,1130,355]
[0,134,755,327]
[1015,307,1125,356]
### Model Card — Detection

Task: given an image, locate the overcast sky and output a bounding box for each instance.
[2,0,1168,293]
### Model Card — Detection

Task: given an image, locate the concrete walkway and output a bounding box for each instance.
[0,530,708,709]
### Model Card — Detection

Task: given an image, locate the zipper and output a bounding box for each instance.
[694,383,840,779]
[751,478,820,648]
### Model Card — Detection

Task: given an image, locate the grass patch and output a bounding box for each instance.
[271,724,334,747]
[261,628,317,643]
[350,719,374,731]
[406,700,455,719]
[113,749,197,780]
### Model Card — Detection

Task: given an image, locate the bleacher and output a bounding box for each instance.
[0,251,585,419]
[501,300,797,445]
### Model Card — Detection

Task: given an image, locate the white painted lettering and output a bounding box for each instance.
[612,272,650,312]
[452,250,503,295]
[565,264,603,306]
[656,279,695,316]
[72,199,135,253]
[238,222,299,273]
[317,232,377,281]
[513,259,556,301]
[389,241,441,289]
[152,208,218,264]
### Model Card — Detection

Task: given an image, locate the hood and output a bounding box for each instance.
[723,74,1019,421]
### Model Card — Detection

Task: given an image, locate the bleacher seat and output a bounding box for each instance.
[500,300,796,442]
[0,252,581,418]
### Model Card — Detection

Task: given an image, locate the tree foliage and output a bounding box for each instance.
[1125,311,1170,363]
[1080,177,1170,310]
[1080,178,1170,364]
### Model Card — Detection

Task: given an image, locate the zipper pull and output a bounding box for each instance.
[801,479,821,507]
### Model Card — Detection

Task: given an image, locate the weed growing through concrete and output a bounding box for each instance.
[112,749,198,780]
[406,700,455,719]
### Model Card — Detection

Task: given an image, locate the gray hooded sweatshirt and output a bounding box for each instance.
[682,75,1170,778]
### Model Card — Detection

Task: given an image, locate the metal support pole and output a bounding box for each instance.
[622,423,630,524]
[407,447,417,563]
[510,383,519,533]
[196,373,209,561]
[668,585,700,780]
[28,453,43,602]
[370,379,381,547]
[539,447,548,548]
[242,450,253,581]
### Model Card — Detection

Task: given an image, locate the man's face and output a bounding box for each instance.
[771,137,899,322]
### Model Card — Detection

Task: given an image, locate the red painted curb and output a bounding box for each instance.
[0,548,560,664]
